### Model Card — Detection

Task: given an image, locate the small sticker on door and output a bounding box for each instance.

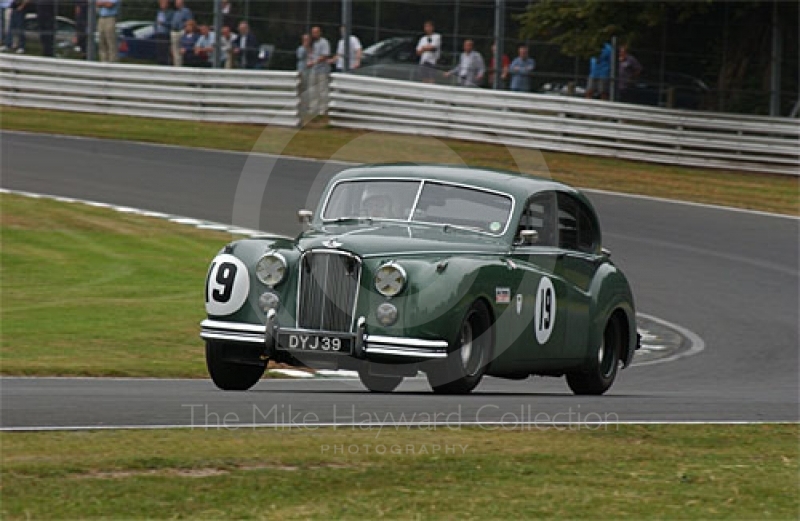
[495,287,511,304]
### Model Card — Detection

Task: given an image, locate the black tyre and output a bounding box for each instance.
[206,341,266,391]
[427,300,493,395]
[566,317,622,396]
[358,368,403,393]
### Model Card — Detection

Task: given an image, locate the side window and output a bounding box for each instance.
[517,192,556,246]
[557,196,579,251]
[557,193,600,254]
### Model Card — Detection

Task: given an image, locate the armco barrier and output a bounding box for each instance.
[329,73,800,175]
[0,54,301,127]
[1,55,797,175]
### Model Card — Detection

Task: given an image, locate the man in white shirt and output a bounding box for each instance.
[446,39,485,87]
[416,20,440,83]
[330,25,361,72]
[308,26,331,117]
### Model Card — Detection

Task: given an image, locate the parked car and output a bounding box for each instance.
[116,20,158,61]
[360,36,418,68]
[542,71,710,110]
[201,164,639,394]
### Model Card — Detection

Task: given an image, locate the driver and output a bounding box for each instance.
[360,185,397,219]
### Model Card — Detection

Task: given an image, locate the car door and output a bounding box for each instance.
[554,192,603,359]
[509,192,570,362]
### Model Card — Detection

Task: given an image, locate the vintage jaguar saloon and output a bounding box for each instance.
[201,164,638,394]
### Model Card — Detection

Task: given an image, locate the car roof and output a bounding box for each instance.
[330,163,587,204]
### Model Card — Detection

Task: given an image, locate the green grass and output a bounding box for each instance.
[0,193,231,377]
[2,106,797,215]
[1,425,797,519]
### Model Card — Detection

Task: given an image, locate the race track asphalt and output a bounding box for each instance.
[1,131,797,427]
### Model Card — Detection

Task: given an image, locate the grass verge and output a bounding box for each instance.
[1,106,797,215]
[1,425,798,519]
[0,193,230,377]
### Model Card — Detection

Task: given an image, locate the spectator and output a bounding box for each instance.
[221,0,235,30]
[586,41,612,100]
[153,0,173,65]
[220,25,233,68]
[179,19,200,66]
[617,45,642,102]
[36,0,55,56]
[308,25,330,116]
[330,25,361,72]
[170,0,193,67]
[97,0,119,62]
[233,20,258,69]
[446,39,484,88]
[73,0,88,55]
[194,23,214,67]
[488,42,509,89]
[509,44,535,92]
[415,20,440,83]
[0,0,10,50]
[2,0,28,54]
[297,33,310,115]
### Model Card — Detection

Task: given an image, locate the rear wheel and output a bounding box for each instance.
[427,300,493,395]
[206,341,266,391]
[566,317,622,395]
[358,368,403,393]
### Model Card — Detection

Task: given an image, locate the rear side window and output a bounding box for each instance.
[518,192,557,246]
[557,193,599,254]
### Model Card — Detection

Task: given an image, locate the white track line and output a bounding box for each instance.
[2,129,796,220]
[631,313,705,367]
[1,420,792,432]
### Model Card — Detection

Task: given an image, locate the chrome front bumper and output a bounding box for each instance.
[200,319,448,359]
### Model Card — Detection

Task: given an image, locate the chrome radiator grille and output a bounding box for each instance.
[297,251,361,332]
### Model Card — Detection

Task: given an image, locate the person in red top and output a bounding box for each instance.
[489,42,510,90]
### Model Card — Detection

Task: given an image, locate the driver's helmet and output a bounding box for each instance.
[360,184,396,219]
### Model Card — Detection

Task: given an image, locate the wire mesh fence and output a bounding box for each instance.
[4,0,798,116]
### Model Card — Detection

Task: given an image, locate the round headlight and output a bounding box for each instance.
[374,262,406,297]
[256,252,287,287]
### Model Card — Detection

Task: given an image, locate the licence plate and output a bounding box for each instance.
[276,332,353,355]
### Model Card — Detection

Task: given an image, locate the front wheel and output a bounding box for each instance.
[566,317,622,395]
[426,300,493,395]
[206,341,266,391]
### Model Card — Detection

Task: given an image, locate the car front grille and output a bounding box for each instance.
[297,251,361,333]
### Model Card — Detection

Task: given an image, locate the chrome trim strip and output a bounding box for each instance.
[361,250,507,259]
[365,346,448,359]
[320,177,516,237]
[200,331,266,344]
[365,335,449,350]
[201,319,266,334]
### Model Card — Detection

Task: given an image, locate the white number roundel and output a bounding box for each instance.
[534,276,556,345]
[205,254,250,316]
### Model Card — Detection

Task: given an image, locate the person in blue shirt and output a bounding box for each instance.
[179,18,200,66]
[586,41,613,100]
[153,0,173,65]
[170,0,193,66]
[509,44,535,92]
[97,0,119,62]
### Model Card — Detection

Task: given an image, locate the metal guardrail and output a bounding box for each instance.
[0,54,301,128]
[329,74,800,176]
[1,55,797,175]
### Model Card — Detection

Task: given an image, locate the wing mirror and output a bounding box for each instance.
[519,229,539,245]
[298,209,313,227]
